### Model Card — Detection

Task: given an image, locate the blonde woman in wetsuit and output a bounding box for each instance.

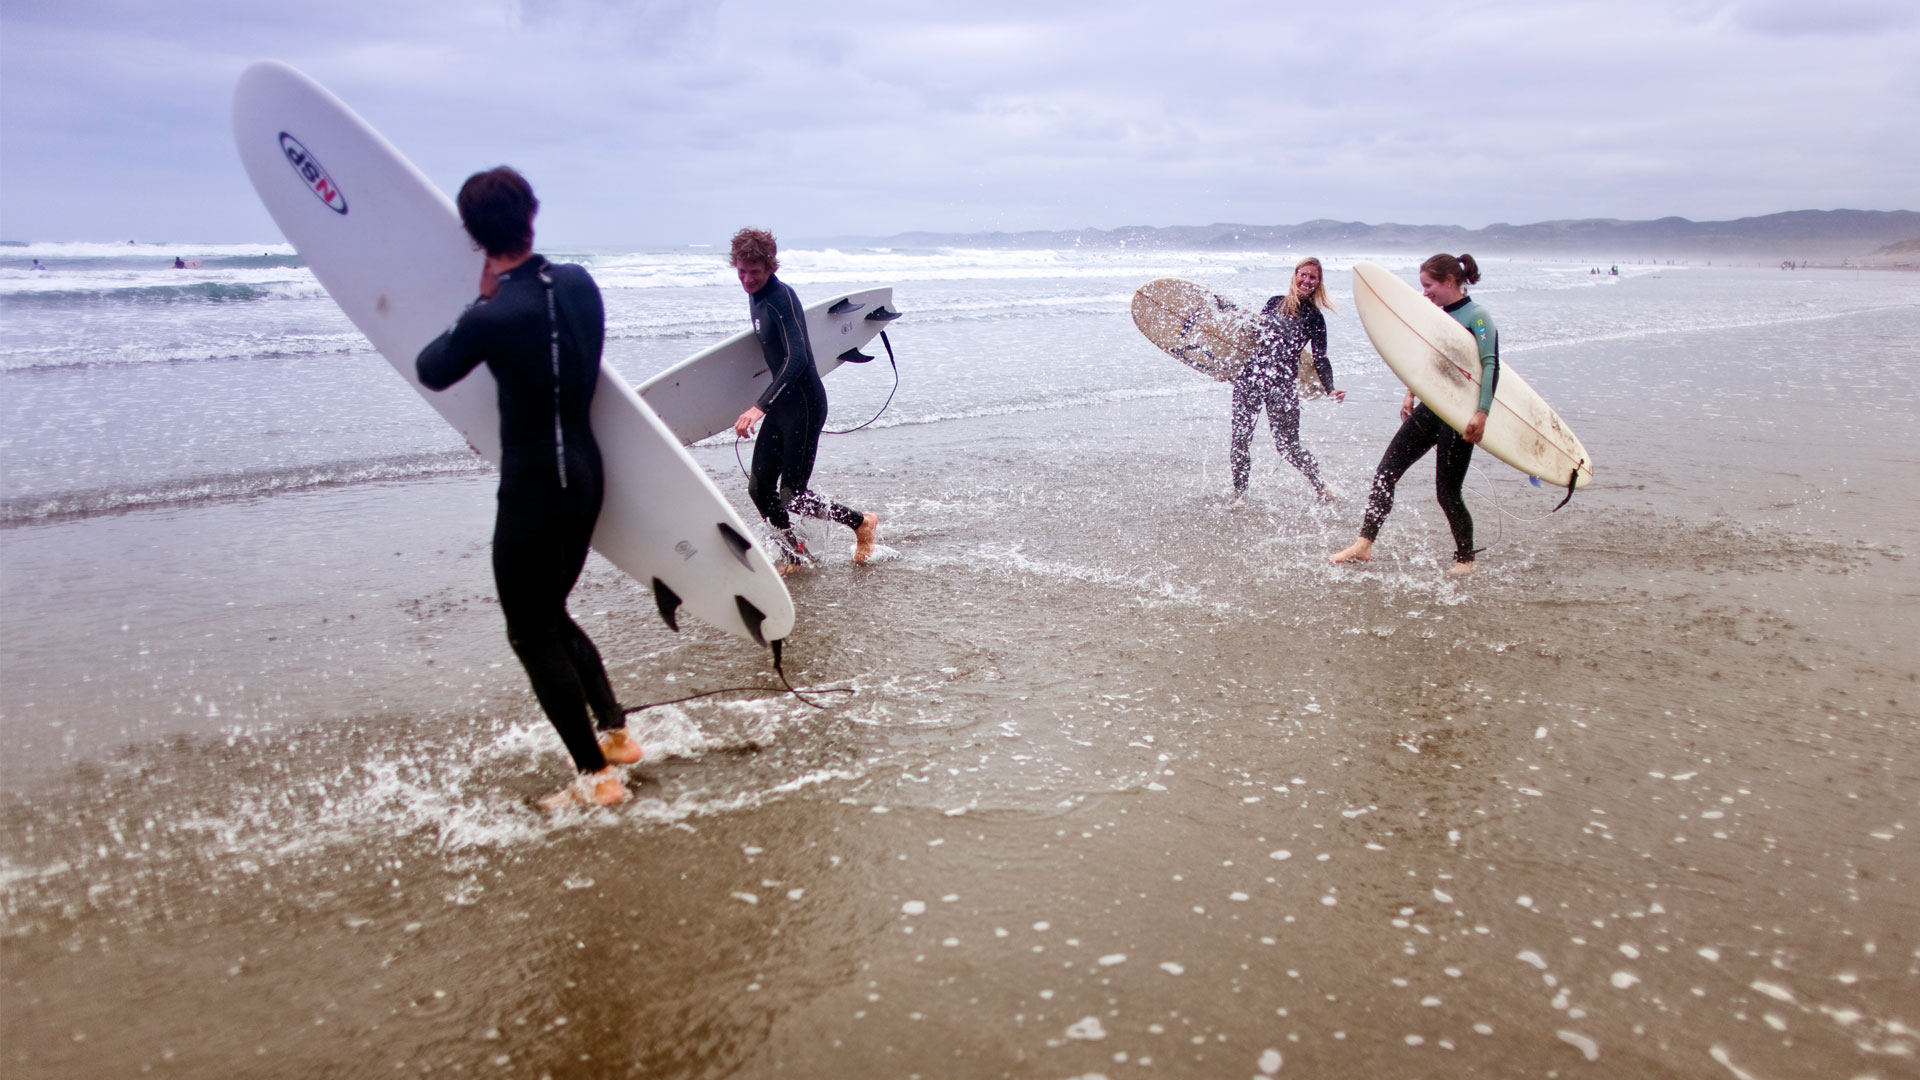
[1329,253,1497,577]
[1229,257,1346,507]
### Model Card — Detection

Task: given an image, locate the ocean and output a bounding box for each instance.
[2,242,1916,1078]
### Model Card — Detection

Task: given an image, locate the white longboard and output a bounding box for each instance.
[640,287,900,445]
[232,60,795,644]
[1350,261,1594,491]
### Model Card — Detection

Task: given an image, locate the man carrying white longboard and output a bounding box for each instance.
[728,227,879,572]
[415,168,642,808]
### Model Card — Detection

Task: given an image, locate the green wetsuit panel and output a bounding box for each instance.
[1445,297,1498,414]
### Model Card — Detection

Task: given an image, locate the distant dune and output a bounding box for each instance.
[818,209,1920,260]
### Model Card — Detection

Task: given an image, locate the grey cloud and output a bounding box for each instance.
[0,0,1912,244]
[1730,0,1919,36]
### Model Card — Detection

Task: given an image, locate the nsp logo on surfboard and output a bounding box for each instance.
[278,133,348,215]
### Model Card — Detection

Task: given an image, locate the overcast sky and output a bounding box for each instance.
[3,0,1915,246]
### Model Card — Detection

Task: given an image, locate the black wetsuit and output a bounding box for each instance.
[417,256,622,773]
[746,274,863,553]
[1356,295,1499,565]
[1230,296,1332,494]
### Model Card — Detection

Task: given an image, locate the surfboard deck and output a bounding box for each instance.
[232,59,795,644]
[1294,345,1328,400]
[1131,278,1260,383]
[640,287,899,446]
[1350,261,1593,490]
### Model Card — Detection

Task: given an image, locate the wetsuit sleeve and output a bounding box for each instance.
[1466,310,1498,413]
[753,288,812,412]
[416,300,491,392]
[1309,308,1334,392]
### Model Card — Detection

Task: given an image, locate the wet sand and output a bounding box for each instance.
[4,275,1918,1078]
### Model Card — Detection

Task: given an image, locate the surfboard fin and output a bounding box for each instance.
[828,297,864,315]
[651,578,682,632]
[1552,461,1583,512]
[717,522,755,569]
[837,347,874,364]
[865,305,901,323]
[735,595,767,646]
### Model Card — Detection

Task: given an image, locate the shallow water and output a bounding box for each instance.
[3,250,1917,1077]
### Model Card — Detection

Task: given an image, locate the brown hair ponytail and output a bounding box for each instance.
[1419,252,1481,287]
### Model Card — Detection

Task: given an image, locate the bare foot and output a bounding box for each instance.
[774,535,812,576]
[599,729,642,765]
[1445,560,1476,578]
[1328,537,1374,565]
[539,766,628,810]
[1227,491,1247,510]
[853,512,879,564]
[1315,484,1339,504]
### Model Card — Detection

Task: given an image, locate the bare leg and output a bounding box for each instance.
[853,512,879,564]
[1328,537,1374,564]
[1445,560,1475,578]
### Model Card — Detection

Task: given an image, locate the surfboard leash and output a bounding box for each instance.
[823,330,898,435]
[768,639,853,710]
[1466,458,1585,554]
[619,645,854,717]
[730,330,900,478]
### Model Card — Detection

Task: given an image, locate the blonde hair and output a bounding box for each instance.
[1280,256,1333,318]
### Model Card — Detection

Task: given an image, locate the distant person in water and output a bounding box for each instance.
[30,259,46,271]
[1329,253,1497,578]
[1228,256,1346,507]
[729,227,879,573]
[415,166,639,810]
[173,257,186,269]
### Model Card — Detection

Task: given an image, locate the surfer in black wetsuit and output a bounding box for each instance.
[728,227,878,572]
[1229,256,1346,506]
[416,167,639,809]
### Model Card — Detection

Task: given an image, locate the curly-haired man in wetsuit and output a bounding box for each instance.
[728,227,878,572]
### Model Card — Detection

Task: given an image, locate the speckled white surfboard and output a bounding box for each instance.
[232,60,795,645]
[1351,261,1594,491]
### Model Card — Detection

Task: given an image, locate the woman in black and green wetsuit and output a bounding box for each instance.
[416,167,640,809]
[1328,253,1497,577]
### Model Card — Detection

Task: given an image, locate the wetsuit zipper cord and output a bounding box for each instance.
[540,266,567,488]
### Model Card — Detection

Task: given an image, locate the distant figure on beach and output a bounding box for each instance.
[1609,265,1618,276]
[728,227,879,573]
[1228,256,1345,507]
[415,166,640,810]
[1330,253,1497,577]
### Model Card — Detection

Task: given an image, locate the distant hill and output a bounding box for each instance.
[821,209,1920,258]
